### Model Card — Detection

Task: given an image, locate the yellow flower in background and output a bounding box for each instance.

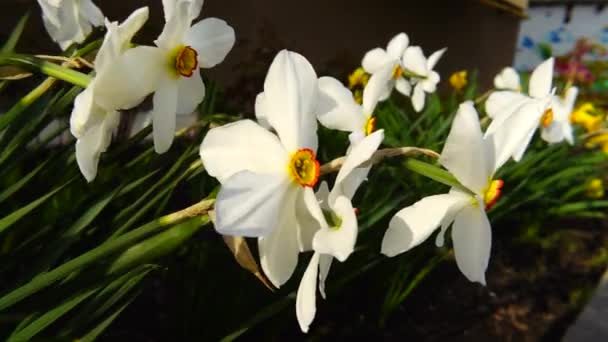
[449,70,467,91]
[571,102,602,133]
[348,67,370,104]
[348,67,370,89]
[586,178,604,199]
[585,133,608,154]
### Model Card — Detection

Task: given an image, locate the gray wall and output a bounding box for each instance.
[2,0,521,111]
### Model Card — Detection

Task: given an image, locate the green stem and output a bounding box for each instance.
[0,55,91,87]
[404,159,469,192]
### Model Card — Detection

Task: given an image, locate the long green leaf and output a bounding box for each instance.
[7,287,97,342]
[0,179,72,235]
[1,13,29,54]
[0,202,212,311]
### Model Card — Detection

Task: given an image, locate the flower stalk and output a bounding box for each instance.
[0,54,92,87]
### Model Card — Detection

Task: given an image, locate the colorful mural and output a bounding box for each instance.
[515,5,608,70]
[515,5,608,96]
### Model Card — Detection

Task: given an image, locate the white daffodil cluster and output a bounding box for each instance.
[40,0,236,181]
[38,2,580,333]
[362,33,446,112]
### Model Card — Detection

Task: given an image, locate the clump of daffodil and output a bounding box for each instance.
[347,67,370,104]
[586,178,605,199]
[571,102,603,133]
[449,70,467,92]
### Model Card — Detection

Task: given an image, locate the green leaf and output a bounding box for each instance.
[77,293,138,342]
[7,287,97,342]
[106,216,207,275]
[0,204,211,311]
[1,13,29,54]
[0,179,72,235]
[0,157,51,203]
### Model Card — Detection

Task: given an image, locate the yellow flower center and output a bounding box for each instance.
[288,148,320,187]
[364,116,376,136]
[483,179,504,210]
[540,108,554,128]
[392,65,404,79]
[174,45,198,78]
[449,70,468,91]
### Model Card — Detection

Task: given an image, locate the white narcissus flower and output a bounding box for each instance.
[316,76,384,144]
[402,46,446,112]
[361,33,411,101]
[493,67,521,91]
[70,7,155,182]
[130,0,235,153]
[200,50,322,288]
[37,0,104,50]
[382,102,502,285]
[541,86,578,145]
[296,130,384,333]
[485,58,555,169]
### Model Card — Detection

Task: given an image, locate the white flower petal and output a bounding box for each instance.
[435,188,470,247]
[411,83,426,112]
[395,77,412,96]
[199,119,288,183]
[312,196,357,262]
[258,187,300,287]
[70,86,97,138]
[402,46,427,77]
[317,77,366,133]
[252,92,271,130]
[156,0,191,49]
[215,170,293,237]
[186,18,236,68]
[331,130,384,203]
[363,64,394,115]
[541,121,565,144]
[386,33,409,60]
[318,254,333,299]
[162,0,203,22]
[296,252,319,333]
[529,58,554,99]
[297,187,327,252]
[262,50,318,152]
[451,204,492,285]
[421,72,440,93]
[487,99,545,169]
[75,111,119,182]
[381,192,469,257]
[493,67,521,91]
[440,101,494,194]
[79,0,104,27]
[361,48,392,74]
[316,181,331,211]
[94,46,164,111]
[176,69,206,114]
[151,79,179,154]
[427,48,446,70]
[115,7,149,51]
[485,91,529,121]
